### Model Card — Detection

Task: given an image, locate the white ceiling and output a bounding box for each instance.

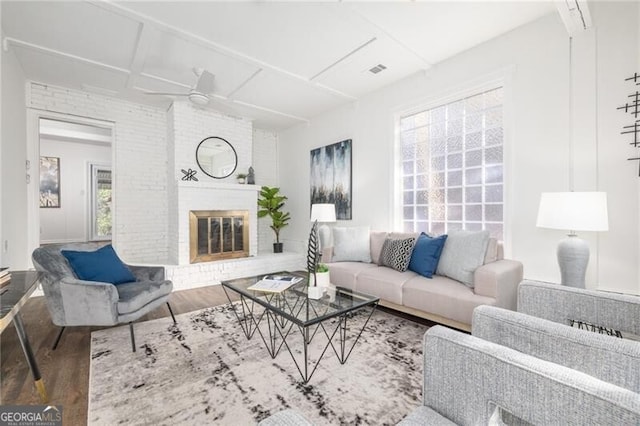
[1,1,556,131]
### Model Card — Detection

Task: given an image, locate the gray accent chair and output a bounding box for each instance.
[471,279,640,394]
[399,326,640,425]
[473,304,640,393]
[516,279,640,337]
[32,242,175,352]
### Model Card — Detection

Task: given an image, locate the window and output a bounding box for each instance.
[90,164,112,241]
[398,87,504,239]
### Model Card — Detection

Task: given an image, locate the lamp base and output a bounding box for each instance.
[557,235,589,288]
[318,224,331,252]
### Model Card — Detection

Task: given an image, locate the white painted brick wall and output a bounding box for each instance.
[166,252,306,291]
[168,102,257,264]
[28,84,298,290]
[27,82,169,263]
[171,101,252,182]
[167,106,179,263]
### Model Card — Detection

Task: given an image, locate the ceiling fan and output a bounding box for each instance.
[144,68,215,106]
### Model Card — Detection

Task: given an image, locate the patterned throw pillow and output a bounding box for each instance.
[378,237,416,272]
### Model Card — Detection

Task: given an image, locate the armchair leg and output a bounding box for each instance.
[52,327,65,350]
[167,302,177,324]
[129,323,136,352]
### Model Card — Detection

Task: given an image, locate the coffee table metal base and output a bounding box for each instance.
[222,287,378,383]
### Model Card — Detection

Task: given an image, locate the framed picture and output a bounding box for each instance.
[310,139,352,220]
[40,156,61,208]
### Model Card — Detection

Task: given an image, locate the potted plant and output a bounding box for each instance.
[310,263,330,287]
[236,173,247,184]
[257,186,291,253]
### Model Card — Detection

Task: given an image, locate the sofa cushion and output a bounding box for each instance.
[332,226,372,263]
[356,266,417,305]
[328,262,378,290]
[408,233,448,278]
[403,275,496,325]
[379,237,416,272]
[436,230,490,287]
[61,244,136,285]
[370,231,388,264]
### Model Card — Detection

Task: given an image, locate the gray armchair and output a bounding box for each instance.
[471,279,640,394]
[32,242,175,352]
[399,326,640,425]
[516,279,640,338]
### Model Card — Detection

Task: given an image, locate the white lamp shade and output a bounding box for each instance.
[310,203,336,223]
[536,192,608,232]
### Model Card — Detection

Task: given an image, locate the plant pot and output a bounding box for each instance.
[273,242,283,253]
[237,177,246,184]
[307,286,324,300]
[309,271,330,288]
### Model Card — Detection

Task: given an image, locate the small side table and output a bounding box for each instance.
[0,271,48,403]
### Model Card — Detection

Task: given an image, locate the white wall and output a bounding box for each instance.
[279,5,640,295]
[39,137,111,243]
[591,1,640,294]
[1,39,28,269]
[27,83,168,264]
[252,129,280,252]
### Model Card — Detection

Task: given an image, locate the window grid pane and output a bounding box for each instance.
[399,87,504,238]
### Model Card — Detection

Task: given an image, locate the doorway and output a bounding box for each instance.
[38,118,113,244]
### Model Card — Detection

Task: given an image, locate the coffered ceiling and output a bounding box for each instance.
[1,1,556,130]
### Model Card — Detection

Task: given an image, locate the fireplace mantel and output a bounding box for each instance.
[178,181,261,192]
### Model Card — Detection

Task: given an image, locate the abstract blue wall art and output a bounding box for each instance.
[310,139,352,220]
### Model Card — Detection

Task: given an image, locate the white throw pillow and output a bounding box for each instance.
[332,227,372,263]
[370,231,388,264]
[436,229,490,287]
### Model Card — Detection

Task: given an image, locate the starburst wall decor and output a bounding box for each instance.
[617,72,640,176]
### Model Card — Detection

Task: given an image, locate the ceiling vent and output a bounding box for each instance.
[369,64,387,74]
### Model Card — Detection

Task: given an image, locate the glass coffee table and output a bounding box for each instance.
[221,272,379,383]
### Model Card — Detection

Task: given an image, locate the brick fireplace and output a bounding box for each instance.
[174,181,259,265]
[189,209,249,263]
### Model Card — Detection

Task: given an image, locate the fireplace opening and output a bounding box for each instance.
[189,210,249,263]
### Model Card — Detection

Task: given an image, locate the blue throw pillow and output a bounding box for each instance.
[61,244,136,285]
[408,233,448,279]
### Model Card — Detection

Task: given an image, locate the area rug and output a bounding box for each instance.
[88,304,429,425]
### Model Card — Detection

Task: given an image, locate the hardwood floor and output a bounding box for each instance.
[1,284,434,425]
[0,284,238,426]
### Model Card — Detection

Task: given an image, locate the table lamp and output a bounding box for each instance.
[536,192,608,288]
[310,203,336,251]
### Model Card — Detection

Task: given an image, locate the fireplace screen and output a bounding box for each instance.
[189,210,249,263]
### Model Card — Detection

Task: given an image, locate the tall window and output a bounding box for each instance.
[399,87,504,239]
[90,164,112,241]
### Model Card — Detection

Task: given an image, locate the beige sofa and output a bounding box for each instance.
[324,231,523,331]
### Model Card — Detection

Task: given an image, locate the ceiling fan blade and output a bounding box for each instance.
[194,70,215,94]
[143,91,189,96]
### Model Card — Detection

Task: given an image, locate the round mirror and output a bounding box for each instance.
[195,136,238,179]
